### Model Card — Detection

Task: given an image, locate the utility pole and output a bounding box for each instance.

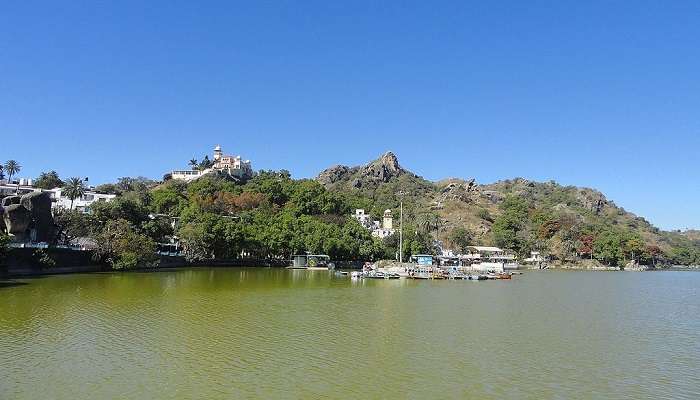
[397,191,406,263]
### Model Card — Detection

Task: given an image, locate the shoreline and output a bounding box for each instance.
[3,260,699,280]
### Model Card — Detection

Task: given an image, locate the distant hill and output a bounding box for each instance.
[316,152,700,266]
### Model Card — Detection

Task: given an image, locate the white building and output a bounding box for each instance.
[524,251,545,264]
[49,188,116,213]
[459,246,519,272]
[351,209,395,239]
[171,145,253,182]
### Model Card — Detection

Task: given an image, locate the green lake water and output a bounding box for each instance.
[1,268,699,399]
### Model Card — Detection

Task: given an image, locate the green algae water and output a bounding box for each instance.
[1,268,699,399]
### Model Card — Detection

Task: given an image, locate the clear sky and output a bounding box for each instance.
[1,1,699,230]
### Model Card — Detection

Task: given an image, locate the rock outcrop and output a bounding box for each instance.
[358,151,406,183]
[576,189,608,215]
[316,165,351,186]
[3,203,31,241]
[437,178,479,204]
[21,192,55,242]
[2,195,21,207]
[1,191,55,243]
[316,151,415,189]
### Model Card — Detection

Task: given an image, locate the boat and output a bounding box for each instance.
[288,254,335,270]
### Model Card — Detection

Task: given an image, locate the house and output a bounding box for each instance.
[351,209,395,238]
[49,188,116,213]
[170,145,253,182]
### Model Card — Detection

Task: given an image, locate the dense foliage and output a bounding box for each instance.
[158,172,388,262]
[34,170,64,189]
[22,154,700,270]
[483,183,697,267]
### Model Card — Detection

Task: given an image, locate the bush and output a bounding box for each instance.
[32,248,56,269]
[92,219,159,270]
[477,208,494,222]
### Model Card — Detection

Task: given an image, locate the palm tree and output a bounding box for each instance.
[4,160,20,183]
[189,158,199,170]
[63,177,86,210]
[0,164,4,181]
[417,213,434,234]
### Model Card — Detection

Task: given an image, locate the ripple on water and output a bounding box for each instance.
[1,269,700,399]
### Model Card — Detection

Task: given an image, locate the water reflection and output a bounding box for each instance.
[1,269,699,399]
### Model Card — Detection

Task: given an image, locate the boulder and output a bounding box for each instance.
[481,190,504,204]
[624,260,648,271]
[3,204,31,240]
[1,195,21,207]
[20,191,55,242]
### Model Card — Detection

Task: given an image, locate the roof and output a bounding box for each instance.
[468,246,504,252]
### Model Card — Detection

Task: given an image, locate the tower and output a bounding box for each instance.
[213,145,222,162]
[383,209,393,230]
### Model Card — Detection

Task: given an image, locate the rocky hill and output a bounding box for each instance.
[317,151,436,213]
[316,152,700,266]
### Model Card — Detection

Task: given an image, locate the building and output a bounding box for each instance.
[170,145,253,182]
[459,246,519,272]
[49,188,116,213]
[352,209,373,229]
[351,209,396,239]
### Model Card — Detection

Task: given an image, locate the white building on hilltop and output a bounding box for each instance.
[170,145,253,182]
[352,209,395,239]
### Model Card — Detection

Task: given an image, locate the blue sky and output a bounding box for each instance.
[1,1,699,230]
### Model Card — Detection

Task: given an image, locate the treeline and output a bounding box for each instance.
[50,172,428,269]
[489,196,699,267]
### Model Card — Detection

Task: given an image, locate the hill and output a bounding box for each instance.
[316,152,700,267]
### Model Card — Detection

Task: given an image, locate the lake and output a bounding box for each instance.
[1,268,699,399]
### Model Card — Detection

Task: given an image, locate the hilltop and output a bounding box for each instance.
[316,152,700,267]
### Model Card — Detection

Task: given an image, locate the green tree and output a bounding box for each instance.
[199,156,213,170]
[593,230,625,266]
[91,197,150,228]
[53,208,94,245]
[92,219,158,270]
[62,177,87,210]
[150,181,188,215]
[3,160,21,183]
[34,170,64,189]
[189,158,199,170]
[448,227,473,253]
[492,198,531,255]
